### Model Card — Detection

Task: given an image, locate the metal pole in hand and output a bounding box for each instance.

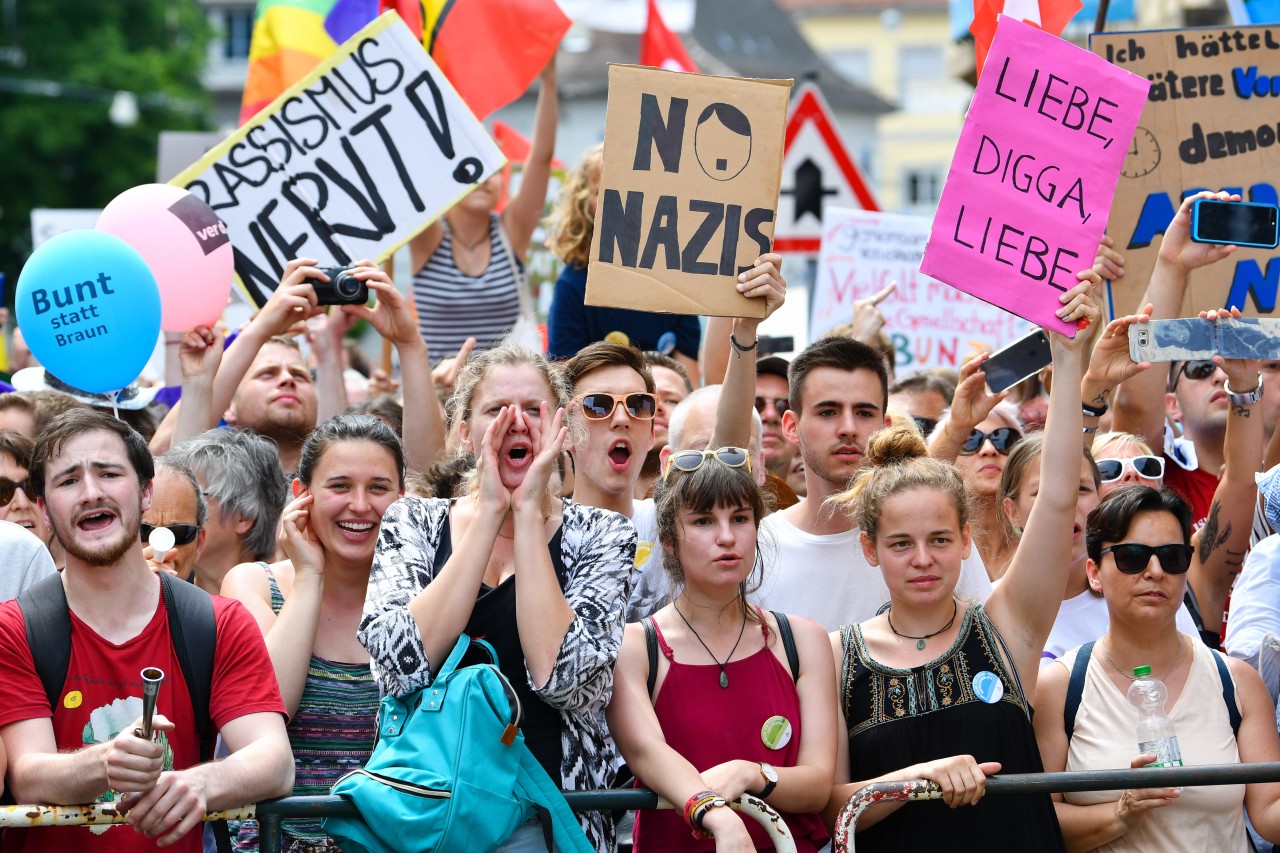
[140,667,164,740]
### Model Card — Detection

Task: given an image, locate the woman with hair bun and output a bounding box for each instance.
[822,272,1101,850]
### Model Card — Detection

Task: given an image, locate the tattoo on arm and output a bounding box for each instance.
[1089,390,1111,408]
[1231,402,1252,418]
[1197,500,1233,564]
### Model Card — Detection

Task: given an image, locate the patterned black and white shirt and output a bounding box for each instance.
[359,497,637,852]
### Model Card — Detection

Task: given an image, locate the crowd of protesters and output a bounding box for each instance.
[1,100,1280,853]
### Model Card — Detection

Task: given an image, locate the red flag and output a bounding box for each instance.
[641,0,698,72]
[970,1,1082,78]
[491,121,566,211]
[430,0,571,121]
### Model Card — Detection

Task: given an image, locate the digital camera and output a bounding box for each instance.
[308,267,368,305]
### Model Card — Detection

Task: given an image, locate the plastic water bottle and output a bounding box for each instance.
[1128,665,1184,771]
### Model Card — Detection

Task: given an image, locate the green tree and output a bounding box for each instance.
[0,0,211,300]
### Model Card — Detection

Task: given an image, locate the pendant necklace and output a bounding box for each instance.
[887,599,959,650]
[674,603,747,689]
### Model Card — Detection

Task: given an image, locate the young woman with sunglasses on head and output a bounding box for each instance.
[360,342,636,852]
[926,355,1025,579]
[607,447,836,853]
[822,274,1100,852]
[1034,486,1280,852]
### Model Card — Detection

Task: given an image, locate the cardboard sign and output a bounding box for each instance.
[1093,25,1280,317]
[171,13,504,308]
[922,16,1149,334]
[586,64,791,319]
[814,208,1033,372]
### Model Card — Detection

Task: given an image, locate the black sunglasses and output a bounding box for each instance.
[140,523,200,547]
[1170,359,1216,392]
[959,427,1021,455]
[1101,543,1193,574]
[913,416,938,437]
[577,392,657,420]
[0,477,34,508]
[754,396,790,416]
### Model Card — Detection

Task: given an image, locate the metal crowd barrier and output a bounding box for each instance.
[831,761,1280,852]
[0,789,797,852]
[6,763,1280,852]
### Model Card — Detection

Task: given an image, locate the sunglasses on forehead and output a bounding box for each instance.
[0,477,34,508]
[1101,543,1193,574]
[1170,359,1216,392]
[959,427,1021,455]
[662,447,751,482]
[140,523,200,547]
[1096,456,1165,483]
[576,392,657,421]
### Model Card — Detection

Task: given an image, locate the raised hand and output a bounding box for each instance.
[341,261,424,349]
[1159,191,1240,273]
[1050,270,1103,355]
[850,281,895,343]
[253,259,325,337]
[178,326,223,382]
[735,253,787,322]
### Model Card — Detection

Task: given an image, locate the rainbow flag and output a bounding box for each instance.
[240,0,568,125]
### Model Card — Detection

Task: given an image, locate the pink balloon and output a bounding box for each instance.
[96,184,234,332]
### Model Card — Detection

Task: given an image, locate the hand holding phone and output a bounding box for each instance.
[982,329,1052,394]
[1191,199,1280,249]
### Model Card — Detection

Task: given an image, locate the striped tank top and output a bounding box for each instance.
[412,212,523,366]
[232,565,379,852]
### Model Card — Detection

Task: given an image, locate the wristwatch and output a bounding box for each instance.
[757,762,779,798]
[1226,374,1264,406]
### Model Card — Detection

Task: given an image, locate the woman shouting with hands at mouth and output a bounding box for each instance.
[359,342,637,853]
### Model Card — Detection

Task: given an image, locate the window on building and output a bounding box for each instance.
[829,48,872,88]
[905,169,943,208]
[222,6,255,60]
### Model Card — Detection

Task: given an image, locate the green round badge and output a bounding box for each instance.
[760,715,793,750]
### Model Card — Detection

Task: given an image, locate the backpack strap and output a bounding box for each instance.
[770,611,801,683]
[17,573,72,710]
[515,744,595,853]
[1064,641,1096,741]
[643,617,659,700]
[1211,649,1243,737]
[158,572,218,762]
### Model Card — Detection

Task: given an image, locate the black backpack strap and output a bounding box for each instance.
[643,617,659,700]
[1211,649,1243,737]
[158,572,218,761]
[770,611,801,684]
[17,574,72,710]
[1064,641,1095,742]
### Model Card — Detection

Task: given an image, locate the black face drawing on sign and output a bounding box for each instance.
[694,103,752,182]
[781,158,837,225]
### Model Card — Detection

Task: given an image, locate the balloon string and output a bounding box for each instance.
[108,390,121,420]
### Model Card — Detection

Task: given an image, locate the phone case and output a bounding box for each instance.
[983,330,1052,394]
[1129,317,1280,363]
[1191,200,1280,249]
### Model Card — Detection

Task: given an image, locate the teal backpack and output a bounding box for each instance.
[324,634,594,853]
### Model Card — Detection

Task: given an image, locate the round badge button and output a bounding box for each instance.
[760,715,793,750]
[971,671,1004,704]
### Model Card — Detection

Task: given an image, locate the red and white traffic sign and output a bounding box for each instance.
[774,83,878,254]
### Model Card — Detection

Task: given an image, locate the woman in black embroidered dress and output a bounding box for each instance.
[821,271,1101,851]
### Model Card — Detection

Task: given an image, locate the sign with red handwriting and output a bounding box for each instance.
[922,15,1149,334]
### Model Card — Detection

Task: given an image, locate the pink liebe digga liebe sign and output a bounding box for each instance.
[922,15,1149,336]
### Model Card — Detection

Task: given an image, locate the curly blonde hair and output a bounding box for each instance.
[545,143,604,268]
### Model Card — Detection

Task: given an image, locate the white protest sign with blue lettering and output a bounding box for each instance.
[171,12,505,308]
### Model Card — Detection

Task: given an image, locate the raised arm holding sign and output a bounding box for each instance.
[922,15,1149,335]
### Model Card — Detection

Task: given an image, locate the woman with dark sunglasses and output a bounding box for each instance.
[359,342,636,852]
[1034,485,1280,852]
[608,449,836,852]
[0,429,61,570]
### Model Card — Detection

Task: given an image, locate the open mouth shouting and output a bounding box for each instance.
[608,439,633,472]
[503,440,534,469]
[76,507,117,534]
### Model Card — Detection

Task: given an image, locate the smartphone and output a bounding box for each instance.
[1216,318,1280,360]
[1191,199,1280,249]
[983,330,1052,393]
[1129,318,1217,363]
[757,335,795,356]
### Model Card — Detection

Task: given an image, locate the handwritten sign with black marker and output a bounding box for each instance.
[170,13,503,307]
[586,65,791,319]
[922,16,1148,334]
[1093,24,1280,317]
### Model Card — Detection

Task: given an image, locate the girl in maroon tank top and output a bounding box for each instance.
[606,450,836,852]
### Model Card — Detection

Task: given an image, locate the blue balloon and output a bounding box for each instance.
[16,229,161,394]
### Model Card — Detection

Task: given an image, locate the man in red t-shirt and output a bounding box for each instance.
[0,408,292,852]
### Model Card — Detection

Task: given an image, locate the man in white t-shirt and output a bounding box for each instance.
[755,337,992,630]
